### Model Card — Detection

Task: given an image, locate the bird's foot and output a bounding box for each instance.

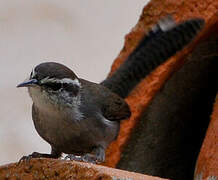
[18,152,42,164]
[18,152,56,164]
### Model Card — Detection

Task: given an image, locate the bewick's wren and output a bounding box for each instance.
[17,16,204,163]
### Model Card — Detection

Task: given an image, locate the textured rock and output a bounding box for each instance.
[194,94,218,180]
[0,159,167,180]
[103,0,218,170]
[116,31,218,180]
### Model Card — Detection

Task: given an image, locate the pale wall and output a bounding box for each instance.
[0,0,148,165]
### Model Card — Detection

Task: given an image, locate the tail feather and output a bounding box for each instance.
[101,17,204,98]
[133,15,175,54]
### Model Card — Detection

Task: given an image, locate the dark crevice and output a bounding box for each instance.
[117,32,218,180]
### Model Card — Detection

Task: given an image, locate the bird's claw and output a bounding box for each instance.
[18,152,42,165]
[18,155,32,164]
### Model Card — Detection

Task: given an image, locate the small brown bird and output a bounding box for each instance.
[17,16,204,163]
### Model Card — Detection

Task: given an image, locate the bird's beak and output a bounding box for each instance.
[17,79,38,88]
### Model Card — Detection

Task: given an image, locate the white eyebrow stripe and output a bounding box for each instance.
[41,77,81,87]
[61,78,80,86]
[31,67,36,78]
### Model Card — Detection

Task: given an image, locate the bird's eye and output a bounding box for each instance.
[30,70,37,79]
[44,82,62,91]
[63,83,79,96]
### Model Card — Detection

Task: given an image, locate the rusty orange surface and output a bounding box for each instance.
[194,94,218,179]
[104,0,218,169]
[0,159,168,180]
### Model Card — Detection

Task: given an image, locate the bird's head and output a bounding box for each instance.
[17,62,81,108]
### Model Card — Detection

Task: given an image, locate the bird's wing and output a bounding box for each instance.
[101,92,131,121]
[101,17,204,98]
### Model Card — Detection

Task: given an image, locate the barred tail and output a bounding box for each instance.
[101,17,204,98]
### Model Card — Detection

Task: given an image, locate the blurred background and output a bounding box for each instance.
[0,0,149,165]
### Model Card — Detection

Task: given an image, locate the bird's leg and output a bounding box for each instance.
[18,147,61,164]
[65,146,105,164]
[82,146,105,163]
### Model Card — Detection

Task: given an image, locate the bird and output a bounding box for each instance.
[17,16,204,163]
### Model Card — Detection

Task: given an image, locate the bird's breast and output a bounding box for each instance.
[32,104,119,154]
